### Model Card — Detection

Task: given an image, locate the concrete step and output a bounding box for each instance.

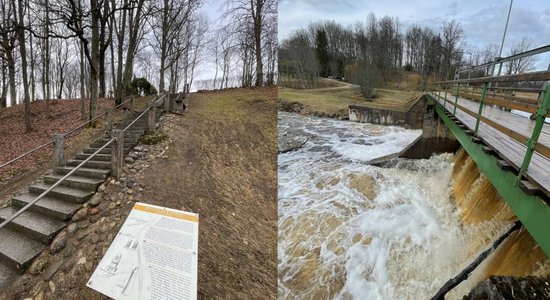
[0,261,17,289]
[75,153,111,161]
[11,193,81,221]
[66,159,111,170]
[83,147,131,155]
[90,140,137,148]
[0,227,44,272]
[43,174,103,191]
[55,166,110,179]
[0,207,65,244]
[28,183,94,204]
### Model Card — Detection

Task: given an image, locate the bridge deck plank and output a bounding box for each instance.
[431,93,550,196]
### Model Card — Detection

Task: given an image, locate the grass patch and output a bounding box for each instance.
[140,130,168,145]
[278,83,422,117]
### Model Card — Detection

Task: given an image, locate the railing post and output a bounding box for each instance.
[131,96,136,114]
[517,85,550,183]
[454,83,460,115]
[170,93,175,112]
[52,134,65,168]
[444,84,448,108]
[474,82,488,133]
[163,93,169,112]
[111,129,124,179]
[147,103,156,133]
[105,108,113,136]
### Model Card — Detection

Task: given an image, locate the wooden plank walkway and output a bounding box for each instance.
[430,92,550,196]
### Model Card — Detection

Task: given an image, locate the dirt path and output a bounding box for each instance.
[0,87,277,299]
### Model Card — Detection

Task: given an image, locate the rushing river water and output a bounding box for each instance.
[277,112,512,299]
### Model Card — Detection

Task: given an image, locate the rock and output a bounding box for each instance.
[117,192,125,200]
[50,232,68,253]
[126,179,135,188]
[125,157,134,164]
[128,195,134,201]
[129,169,138,174]
[76,231,89,241]
[134,164,142,171]
[63,247,74,258]
[49,281,56,293]
[127,189,133,195]
[98,184,106,192]
[42,260,64,282]
[116,200,121,206]
[72,208,88,222]
[35,291,44,300]
[143,148,149,152]
[99,201,109,211]
[109,202,116,210]
[135,146,143,152]
[77,257,87,265]
[88,194,103,207]
[29,256,50,275]
[91,235,99,244]
[89,208,100,215]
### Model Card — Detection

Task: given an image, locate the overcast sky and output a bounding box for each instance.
[279,0,550,70]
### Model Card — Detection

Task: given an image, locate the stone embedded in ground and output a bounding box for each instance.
[89,208,100,215]
[88,194,103,207]
[42,260,64,282]
[72,208,87,222]
[126,179,135,188]
[48,280,55,293]
[28,257,50,275]
[50,232,68,253]
[67,223,78,235]
[125,157,134,164]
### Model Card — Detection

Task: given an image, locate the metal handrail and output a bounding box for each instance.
[457,44,550,74]
[0,98,133,170]
[0,138,114,230]
[438,70,550,85]
[0,95,150,229]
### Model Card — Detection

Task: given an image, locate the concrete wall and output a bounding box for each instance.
[349,96,460,159]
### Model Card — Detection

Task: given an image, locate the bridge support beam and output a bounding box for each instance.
[430,93,550,258]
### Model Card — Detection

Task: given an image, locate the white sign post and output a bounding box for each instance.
[87,202,199,300]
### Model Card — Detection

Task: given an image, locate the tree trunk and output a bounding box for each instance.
[44,0,51,117]
[14,0,32,132]
[89,0,100,121]
[79,41,86,119]
[253,1,264,86]
[6,49,16,106]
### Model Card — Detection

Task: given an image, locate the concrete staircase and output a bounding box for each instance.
[0,111,149,289]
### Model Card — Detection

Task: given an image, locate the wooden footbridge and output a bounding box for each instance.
[429,44,550,258]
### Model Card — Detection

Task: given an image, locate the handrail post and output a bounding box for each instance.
[444,84,448,109]
[105,108,113,136]
[147,103,156,133]
[112,129,124,179]
[131,96,136,114]
[454,83,460,115]
[52,134,65,168]
[474,82,488,133]
[517,85,550,183]
[164,92,169,112]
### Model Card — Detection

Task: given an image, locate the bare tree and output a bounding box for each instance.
[224,0,276,86]
[13,0,32,131]
[506,37,537,74]
[440,19,464,80]
[0,0,18,107]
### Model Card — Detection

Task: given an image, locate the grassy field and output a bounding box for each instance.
[278,78,423,118]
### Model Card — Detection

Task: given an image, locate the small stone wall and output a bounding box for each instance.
[349,95,460,158]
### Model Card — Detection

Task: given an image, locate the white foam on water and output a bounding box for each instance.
[278,112,509,300]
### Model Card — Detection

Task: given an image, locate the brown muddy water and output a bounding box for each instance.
[277,112,549,299]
